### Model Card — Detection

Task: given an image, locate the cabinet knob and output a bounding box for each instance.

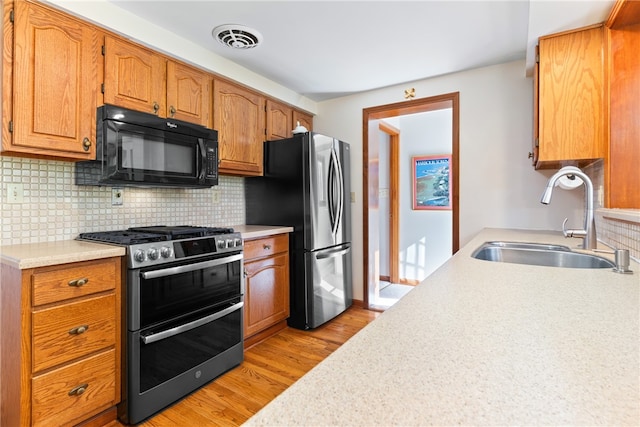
[243,268,248,278]
[263,244,271,250]
[68,383,89,396]
[68,325,89,335]
[528,152,534,159]
[169,105,176,117]
[68,277,89,287]
[82,137,92,151]
[153,102,160,114]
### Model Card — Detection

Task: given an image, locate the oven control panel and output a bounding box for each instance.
[128,233,243,268]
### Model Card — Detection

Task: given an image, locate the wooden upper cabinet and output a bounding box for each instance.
[293,109,313,133]
[214,79,265,176]
[266,99,292,140]
[166,61,212,127]
[103,35,167,116]
[104,36,212,127]
[8,0,99,159]
[535,24,607,169]
[606,0,640,208]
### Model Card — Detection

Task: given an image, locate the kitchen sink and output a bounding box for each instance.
[481,241,572,252]
[471,242,616,269]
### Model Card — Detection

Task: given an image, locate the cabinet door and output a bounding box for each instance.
[11,1,98,159]
[244,252,290,338]
[266,99,292,140]
[537,25,606,167]
[103,36,166,116]
[293,109,313,133]
[167,61,212,127]
[213,79,265,176]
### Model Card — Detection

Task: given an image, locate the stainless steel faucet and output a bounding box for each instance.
[540,166,597,250]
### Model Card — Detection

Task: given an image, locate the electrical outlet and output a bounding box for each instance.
[7,183,23,204]
[112,188,124,206]
[350,191,355,203]
[212,189,221,204]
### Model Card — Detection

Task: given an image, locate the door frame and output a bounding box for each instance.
[362,92,460,309]
[378,121,400,284]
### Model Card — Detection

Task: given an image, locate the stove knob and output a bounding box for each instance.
[234,238,242,247]
[160,246,173,258]
[147,248,159,260]
[225,239,233,248]
[217,239,226,250]
[133,249,146,263]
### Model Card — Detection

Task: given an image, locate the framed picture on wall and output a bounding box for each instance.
[412,154,452,210]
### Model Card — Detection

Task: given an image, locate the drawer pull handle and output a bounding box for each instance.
[68,383,88,396]
[68,278,89,287]
[263,244,271,250]
[69,325,89,335]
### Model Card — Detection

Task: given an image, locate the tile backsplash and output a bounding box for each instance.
[1,157,245,245]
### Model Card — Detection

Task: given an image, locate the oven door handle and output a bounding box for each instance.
[140,253,243,280]
[140,301,244,345]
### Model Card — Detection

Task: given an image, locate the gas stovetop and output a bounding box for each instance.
[78,225,242,268]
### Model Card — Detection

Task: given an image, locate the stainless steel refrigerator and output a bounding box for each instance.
[245,132,352,329]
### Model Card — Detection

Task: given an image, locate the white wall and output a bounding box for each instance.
[315,60,583,301]
[398,109,453,281]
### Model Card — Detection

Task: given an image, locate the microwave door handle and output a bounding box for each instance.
[140,301,244,344]
[140,253,243,280]
[197,139,206,180]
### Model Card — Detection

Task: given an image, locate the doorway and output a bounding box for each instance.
[362,92,460,310]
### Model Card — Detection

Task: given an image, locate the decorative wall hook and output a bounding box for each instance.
[404,88,415,99]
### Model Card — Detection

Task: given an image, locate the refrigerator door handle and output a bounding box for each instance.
[327,149,338,235]
[333,142,345,237]
[315,245,351,260]
[328,145,344,239]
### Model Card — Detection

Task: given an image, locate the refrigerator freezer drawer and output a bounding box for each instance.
[292,244,353,329]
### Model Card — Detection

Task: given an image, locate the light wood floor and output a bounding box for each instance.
[111,306,379,426]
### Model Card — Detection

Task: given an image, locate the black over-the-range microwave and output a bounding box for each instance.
[76,104,218,188]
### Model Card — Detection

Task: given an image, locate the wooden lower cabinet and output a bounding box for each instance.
[243,234,290,344]
[0,257,122,426]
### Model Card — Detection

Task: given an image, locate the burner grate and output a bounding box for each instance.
[79,231,169,245]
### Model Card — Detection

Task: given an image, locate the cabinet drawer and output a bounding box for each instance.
[32,349,116,427]
[244,234,289,260]
[32,258,118,306]
[32,294,116,372]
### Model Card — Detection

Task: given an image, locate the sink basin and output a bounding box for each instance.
[471,242,615,269]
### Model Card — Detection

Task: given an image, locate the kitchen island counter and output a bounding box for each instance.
[245,228,639,426]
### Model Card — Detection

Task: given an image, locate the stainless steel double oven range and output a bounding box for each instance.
[79,225,244,424]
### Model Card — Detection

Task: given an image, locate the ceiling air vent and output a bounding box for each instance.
[212,25,263,50]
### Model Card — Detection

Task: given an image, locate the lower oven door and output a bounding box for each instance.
[124,299,244,424]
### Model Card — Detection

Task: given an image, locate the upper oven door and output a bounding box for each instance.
[129,253,243,331]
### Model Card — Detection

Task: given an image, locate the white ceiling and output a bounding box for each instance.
[103,0,615,102]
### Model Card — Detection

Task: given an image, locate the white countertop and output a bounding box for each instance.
[0,240,126,269]
[233,224,294,240]
[244,228,640,426]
